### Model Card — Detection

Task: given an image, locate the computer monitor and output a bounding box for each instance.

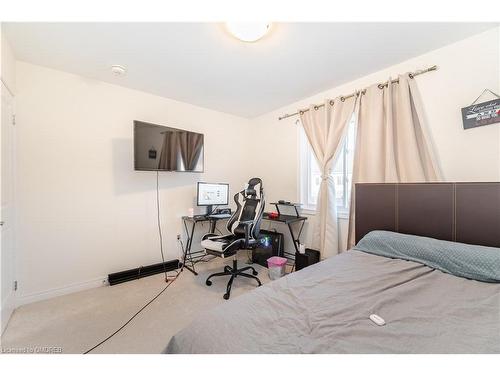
[197,182,229,215]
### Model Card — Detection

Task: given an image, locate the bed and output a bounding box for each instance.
[164,183,500,354]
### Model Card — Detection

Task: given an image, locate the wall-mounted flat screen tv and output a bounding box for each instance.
[134,120,204,172]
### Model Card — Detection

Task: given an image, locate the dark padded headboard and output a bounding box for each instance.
[355,183,500,248]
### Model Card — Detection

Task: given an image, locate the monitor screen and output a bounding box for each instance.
[197,182,229,206]
[134,120,204,172]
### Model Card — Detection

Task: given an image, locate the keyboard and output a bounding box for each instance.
[208,213,232,219]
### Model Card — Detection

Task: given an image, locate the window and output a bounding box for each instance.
[299,118,356,215]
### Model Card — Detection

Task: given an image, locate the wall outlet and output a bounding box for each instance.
[13,280,18,291]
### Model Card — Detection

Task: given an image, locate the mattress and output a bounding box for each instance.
[164,236,500,354]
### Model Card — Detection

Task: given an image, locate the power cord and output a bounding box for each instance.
[83,172,179,353]
[156,171,169,282]
[83,273,180,354]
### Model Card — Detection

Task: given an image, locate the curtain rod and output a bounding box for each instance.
[278,65,438,121]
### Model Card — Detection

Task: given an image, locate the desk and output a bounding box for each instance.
[181,215,229,276]
[181,209,307,274]
[262,213,307,262]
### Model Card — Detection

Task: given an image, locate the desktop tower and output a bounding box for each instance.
[252,229,284,267]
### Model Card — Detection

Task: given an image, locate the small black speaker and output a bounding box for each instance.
[295,248,320,271]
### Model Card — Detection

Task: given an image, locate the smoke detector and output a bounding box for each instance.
[111,65,127,76]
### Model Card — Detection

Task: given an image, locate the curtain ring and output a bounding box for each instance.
[299,110,304,115]
[329,99,334,106]
[409,73,414,79]
[340,96,345,102]
[314,105,319,110]
[377,83,385,89]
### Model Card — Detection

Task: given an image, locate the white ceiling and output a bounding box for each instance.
[4,22,496,118]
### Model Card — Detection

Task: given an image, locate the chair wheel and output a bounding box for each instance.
[252,271,258,276]
[223,293,230,300]
[206,280,212,286]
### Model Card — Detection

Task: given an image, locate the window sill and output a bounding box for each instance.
[299,208,349,220]
[299,207,317,216]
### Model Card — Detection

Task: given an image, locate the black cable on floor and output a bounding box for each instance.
[82,272,180,354]
[83,172,177,354]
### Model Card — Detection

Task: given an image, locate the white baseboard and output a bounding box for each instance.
[16,276,108,307]
[1,291,16,335]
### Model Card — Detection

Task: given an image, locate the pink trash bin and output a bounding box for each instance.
[267,256,287,280]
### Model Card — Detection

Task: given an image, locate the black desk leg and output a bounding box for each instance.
[209,219,217,234]
[287,220,305,273]
[181,219,198,276]
[287,221,305,253]
[296,220,305,246]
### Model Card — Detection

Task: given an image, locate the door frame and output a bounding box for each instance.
[1,79,16,335]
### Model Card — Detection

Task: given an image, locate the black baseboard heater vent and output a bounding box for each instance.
[108,259,180,286]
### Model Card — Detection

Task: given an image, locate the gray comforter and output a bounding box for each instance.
[165,236,500,353]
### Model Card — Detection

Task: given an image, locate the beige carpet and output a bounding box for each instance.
[0,254,271,354]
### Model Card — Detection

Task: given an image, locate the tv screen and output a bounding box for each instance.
[134,121,204,172]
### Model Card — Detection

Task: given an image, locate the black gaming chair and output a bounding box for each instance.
[201,177,265,299]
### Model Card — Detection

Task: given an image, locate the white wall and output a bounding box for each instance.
[252,27,500,251]
[1,25,17,333]
[14,61,253,304]
[1,26,16,94]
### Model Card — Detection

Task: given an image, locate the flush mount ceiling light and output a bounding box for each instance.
[225,23,272,42]
[111,65,127,76]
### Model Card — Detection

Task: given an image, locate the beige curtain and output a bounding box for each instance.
[300,96,358,258]
[347,73,442,247]
[178,131,204,171]
[158,131,179,170]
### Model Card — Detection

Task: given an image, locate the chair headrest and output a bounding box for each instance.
[244,178,263,197]
[247,177,262,187]
[245,188,257,197]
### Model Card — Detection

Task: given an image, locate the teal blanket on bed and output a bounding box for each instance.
[355,231,500,283]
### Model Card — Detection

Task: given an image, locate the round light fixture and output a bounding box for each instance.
[110,65,127,76]
[225,23,271,42]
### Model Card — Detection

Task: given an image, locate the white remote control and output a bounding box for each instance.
[369,314,386,326]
